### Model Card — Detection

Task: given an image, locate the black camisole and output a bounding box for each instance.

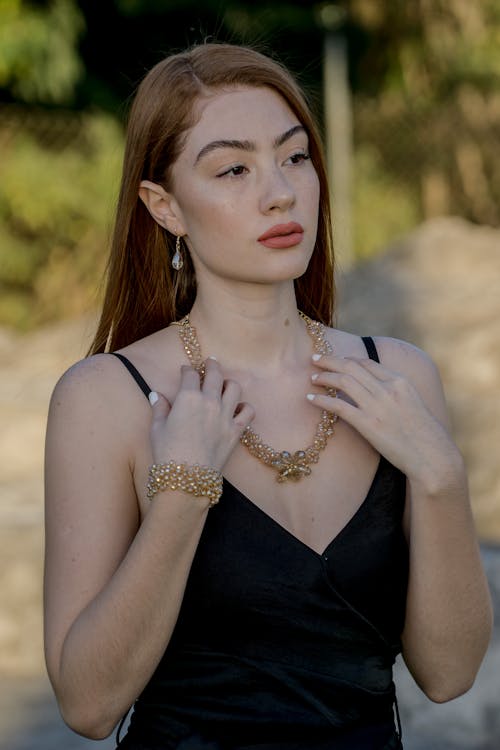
[111,337,408,750]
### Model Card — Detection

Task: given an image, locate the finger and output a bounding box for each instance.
[342,356,395,382]
[148,390,172,423]
[312,356,386,396]
[221,378,242,416]
[313,354,392,381]
[232,402,255,430]
[306,391,365,432]
[202,357,224,397]
[148,392,174,465]
[179,364,201,391]
[312,371,373,406]
[149,390,171,411]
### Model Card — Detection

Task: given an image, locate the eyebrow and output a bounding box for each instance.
[194,125,307,165]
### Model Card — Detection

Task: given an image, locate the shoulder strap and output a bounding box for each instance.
[361,336,380,363]
[110,352,152,400]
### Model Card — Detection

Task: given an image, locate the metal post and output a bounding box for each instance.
[324,31,352,268]
[319,5,353,269]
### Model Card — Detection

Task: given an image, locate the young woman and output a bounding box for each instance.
[43,43,492,750]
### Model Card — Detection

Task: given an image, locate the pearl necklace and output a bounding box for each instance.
[174,311,338,482]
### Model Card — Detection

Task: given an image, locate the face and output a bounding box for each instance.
[163,86,320,287]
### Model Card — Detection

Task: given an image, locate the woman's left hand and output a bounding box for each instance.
[307,354,462,489]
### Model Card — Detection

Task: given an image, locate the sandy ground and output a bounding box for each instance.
[0,217,499,748]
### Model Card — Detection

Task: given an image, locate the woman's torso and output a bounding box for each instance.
[109,329,408,749]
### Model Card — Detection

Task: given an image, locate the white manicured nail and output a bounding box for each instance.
[312,354,321,361]
[207,355,218,361]
[306,393,316,401]
[148,391,159,406]
[311,373,319,381]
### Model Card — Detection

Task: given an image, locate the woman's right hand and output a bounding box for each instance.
[149,357,255,470]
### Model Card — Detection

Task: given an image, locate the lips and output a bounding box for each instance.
[258,222,304,249]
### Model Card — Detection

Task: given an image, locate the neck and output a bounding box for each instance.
[187,281,312,375]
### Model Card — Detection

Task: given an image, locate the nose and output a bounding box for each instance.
[258,165,296,214]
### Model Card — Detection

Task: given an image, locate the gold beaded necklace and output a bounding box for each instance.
[173,311,338,482]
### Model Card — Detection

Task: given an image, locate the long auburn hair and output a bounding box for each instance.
[88,43,335,355]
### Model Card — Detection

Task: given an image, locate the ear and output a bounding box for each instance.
[138,180,185,235]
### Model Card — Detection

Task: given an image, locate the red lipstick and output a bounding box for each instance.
[258,222,304,249]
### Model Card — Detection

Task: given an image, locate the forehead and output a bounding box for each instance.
[183,86,303,155]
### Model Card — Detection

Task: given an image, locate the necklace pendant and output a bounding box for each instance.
[276,450,311,483]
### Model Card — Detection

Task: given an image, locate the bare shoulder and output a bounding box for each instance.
[52,352,126,403]
[48,325,184,457]
[328,327,439,384]
[48,351,152,464]
[369,335,450,427]
[328,328,449,426]
[371,336,442,391]
[370,333,435,368]
[51,320,182,411]
[51,350,142,414]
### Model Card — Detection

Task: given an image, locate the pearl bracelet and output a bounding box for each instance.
[146,461,223,507]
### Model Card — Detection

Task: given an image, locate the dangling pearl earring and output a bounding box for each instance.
[172,235,184,271]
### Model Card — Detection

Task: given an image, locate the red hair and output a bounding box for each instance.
[88,43,335,354]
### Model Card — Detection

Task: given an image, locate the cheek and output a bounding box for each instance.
[297,164,319,201]
[180,187,240,237]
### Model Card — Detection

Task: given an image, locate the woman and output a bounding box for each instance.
[44,43,492,750]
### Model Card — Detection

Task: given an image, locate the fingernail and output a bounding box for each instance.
[148,391,159,406]
[311,373,319,381]
[207,355,218,361]
[312,354,321,361]
[306,393,316,401]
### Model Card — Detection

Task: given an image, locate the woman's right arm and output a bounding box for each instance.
[44,355,252,739]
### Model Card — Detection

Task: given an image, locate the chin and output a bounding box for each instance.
[246,265,309,285]
[260,249,313,281]
[213,249,313,285]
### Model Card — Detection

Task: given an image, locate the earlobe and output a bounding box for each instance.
[138,180,184,235]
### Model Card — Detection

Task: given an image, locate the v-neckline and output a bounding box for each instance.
[222,456,385,559]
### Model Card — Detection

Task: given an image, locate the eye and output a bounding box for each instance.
[217,164,248,178]
[286,151,311,165]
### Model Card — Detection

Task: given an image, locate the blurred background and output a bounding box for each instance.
[0,1,499,748]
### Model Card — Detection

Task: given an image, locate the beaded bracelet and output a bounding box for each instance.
[146,461,223,507]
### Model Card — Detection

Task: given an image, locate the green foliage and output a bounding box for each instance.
[353,146,419,259]
[348,0,500,100]
[0,0,84,103]
[0,112,123,328]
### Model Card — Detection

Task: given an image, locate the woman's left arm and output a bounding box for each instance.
[309,338,493,702]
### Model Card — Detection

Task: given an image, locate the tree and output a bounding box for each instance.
[0,0,84,104]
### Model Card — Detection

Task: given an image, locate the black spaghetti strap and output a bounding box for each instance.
[110,352,152,399]
[361,340,401,747]
[361,336,380,363]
